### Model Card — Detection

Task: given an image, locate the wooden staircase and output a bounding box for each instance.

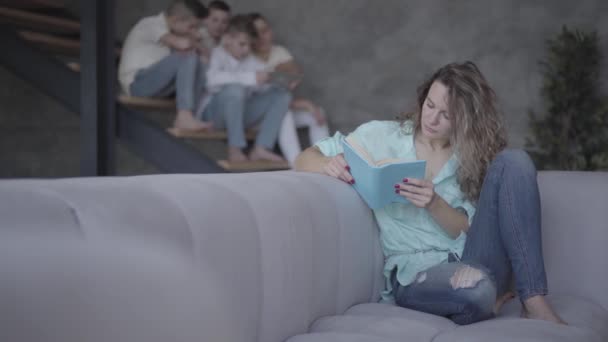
[0,0,68,10]
[0,2,290,172]
[0,6,80,33]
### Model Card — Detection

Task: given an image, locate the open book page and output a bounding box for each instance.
[344,135,376,165]
[375,158,409,166]
[345,136,413,166]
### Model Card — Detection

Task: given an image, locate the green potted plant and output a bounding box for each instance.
[526,26,608,170]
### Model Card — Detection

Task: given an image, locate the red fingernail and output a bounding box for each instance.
[350,179,355,184]
[403,178,409,183]
[345,166,351,171]
[394,184,400,188]
[395,189,400,194]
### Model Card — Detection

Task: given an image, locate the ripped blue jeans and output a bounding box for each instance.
[393,150,549,325]
[392,259,497,325]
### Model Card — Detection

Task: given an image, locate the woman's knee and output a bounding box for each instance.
[448,265,496,324]
[493,149,536,177]
[461,289,496,325]
[452,281,496,324]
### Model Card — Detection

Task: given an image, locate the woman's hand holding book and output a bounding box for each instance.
[322,153,355,185]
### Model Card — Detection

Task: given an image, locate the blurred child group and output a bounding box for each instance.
[118,0,329,165]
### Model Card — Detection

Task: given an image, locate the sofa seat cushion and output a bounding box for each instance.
[433,317,602,342]
[478,294,608,341]
[344,302,456,330]
[287,303,455,342]
[286,332,404,342]
[308,314,449,341]
[289,294,607,342]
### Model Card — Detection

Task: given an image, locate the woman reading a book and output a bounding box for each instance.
[295,61,565,325]
[250,13,330,167]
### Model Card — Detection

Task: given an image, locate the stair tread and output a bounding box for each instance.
[19,30,121,56]
[19,30,78,53]
[218,159,289,172]
[0,6,80,34]
[117,94,175,110]
[167,127,257,140]
[1,0,66,9]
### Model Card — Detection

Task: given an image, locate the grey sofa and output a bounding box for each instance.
[0,171,606,342]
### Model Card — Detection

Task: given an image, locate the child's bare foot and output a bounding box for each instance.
[494,291,515,315]
[228,147,248,163]
[521,295,567,325]
[249,146,285,162]
[173,110,213,131]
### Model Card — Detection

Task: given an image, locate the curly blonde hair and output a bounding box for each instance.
[401,62,507,202]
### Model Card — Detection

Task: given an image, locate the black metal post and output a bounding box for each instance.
[0,28,79,107]
[1,22,225,175]
[79,0,116,176]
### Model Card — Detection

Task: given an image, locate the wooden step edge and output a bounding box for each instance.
[19,31,122,56]
[1,0,66,9]
[0,6,80,33]
[19,30,78,53]
[167,127,257,140]
[168,127,227,140]
[218,159,290,172]
[117,94,175,110]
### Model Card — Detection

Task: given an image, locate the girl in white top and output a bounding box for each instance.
[250,13,330,167]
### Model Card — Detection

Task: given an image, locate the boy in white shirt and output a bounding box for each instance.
[118,0,212,133]
[198,15,291,163]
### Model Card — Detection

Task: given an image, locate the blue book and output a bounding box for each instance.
[342,136,426,210]
[269,71,302,89]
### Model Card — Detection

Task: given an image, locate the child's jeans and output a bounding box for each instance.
[393,150,549,325]
[130,51,206,112]
[201,84,292,149]
[278,110,330,167]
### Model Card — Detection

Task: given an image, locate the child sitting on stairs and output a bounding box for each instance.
[197,15,291,163]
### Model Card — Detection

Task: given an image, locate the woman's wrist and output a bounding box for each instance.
[426,194,470,238]
[295,147,330,173]
[426,192,443,212]
[319,155,332,174]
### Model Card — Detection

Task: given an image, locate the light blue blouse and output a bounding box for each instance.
[315,120,476,301]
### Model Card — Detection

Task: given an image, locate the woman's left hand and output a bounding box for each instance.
[395,178,437,209]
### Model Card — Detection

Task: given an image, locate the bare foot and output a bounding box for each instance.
[249,146,285,162]
[494,291,515,315]
[173,110,213,131]
[521,296,567,325]
[228,147,248,163]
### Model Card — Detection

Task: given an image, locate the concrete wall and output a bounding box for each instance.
[2,0,607,177]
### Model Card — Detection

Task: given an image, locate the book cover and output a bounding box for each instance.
[342,136,426,209]
[269,71,302,89]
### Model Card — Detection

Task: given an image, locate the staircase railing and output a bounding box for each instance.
[0,8,226,175]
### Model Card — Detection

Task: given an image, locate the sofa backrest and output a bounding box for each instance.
[0,170,606,342]
[0,171,385,342]
[537,171,608,311]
